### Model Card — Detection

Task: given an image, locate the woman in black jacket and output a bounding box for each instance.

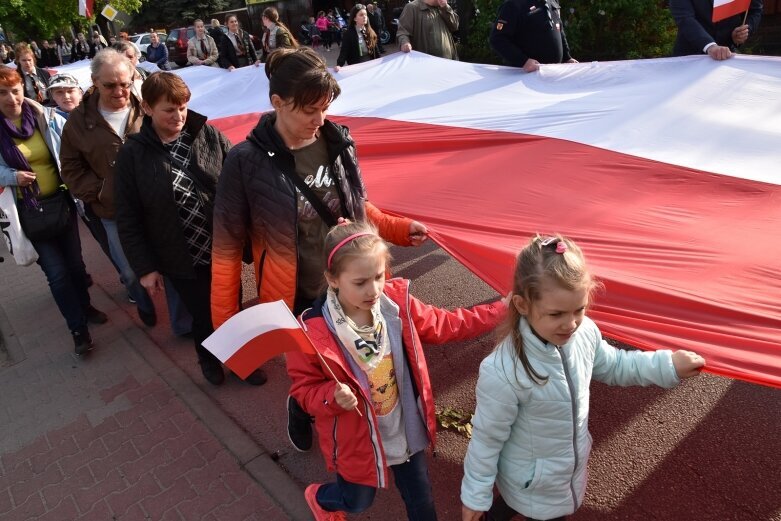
[334,4,380,71]
[114,72,265,387]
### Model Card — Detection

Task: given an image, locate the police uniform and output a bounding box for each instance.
[489,0,571,67]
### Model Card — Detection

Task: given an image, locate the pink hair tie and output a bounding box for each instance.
[555,242,567,254]
[327,232,373,269]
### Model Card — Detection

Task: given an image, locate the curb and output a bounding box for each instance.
[96,284,314,521]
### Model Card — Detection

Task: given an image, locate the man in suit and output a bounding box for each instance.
[218,14,260,70]
[669,0,763,60]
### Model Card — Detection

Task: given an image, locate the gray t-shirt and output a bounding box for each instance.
[290,135,343,301]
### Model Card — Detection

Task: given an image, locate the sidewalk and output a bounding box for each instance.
[0,244,311,520]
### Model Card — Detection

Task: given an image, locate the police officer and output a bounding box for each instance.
[489,0,577,72]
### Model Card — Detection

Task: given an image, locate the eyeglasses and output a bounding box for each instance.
[100,81,132,91]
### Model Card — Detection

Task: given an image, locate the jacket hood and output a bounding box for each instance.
[246,111,354,162]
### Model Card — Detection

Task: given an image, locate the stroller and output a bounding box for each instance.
[300,21,322,48]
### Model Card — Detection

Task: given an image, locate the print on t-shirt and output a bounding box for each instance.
[297,164,342,221]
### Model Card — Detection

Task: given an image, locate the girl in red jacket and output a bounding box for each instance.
[286,221,506,521]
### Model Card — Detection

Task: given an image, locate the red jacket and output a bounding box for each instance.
[286,278,505,488]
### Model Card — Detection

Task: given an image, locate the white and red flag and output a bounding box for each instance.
[712,0,751,22]
[202,300,315,379]
[54,51,781,388]
[78,0,93,18]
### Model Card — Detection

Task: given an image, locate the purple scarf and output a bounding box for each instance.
[0,101,40,208]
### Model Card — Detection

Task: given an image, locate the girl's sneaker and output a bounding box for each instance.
[304,484,346,521]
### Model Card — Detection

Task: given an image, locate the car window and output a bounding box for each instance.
[140,35,150,44]
[187,28,195,39]
[166,30,179,42]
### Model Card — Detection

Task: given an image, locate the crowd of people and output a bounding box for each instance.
[0,0,762,517]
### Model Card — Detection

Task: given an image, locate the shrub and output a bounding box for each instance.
[460,0,677,64]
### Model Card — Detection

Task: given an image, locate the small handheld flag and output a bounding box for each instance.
[712,0,751,23]
[78,0,93,18]
[203,300,315,379]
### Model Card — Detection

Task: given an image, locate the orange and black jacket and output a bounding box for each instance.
[211,113,414,328]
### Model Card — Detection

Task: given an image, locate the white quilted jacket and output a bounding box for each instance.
[461,316,680,519]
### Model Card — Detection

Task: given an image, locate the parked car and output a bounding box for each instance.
[130,32,167,59]
[166,25,260,67]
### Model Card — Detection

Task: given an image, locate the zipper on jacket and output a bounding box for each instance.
[256,249,267,298]
[557,345,580,512]
[321,319,387,488]
[331,416,339,468]
[404,289,434,444]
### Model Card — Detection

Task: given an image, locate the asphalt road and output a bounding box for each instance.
[119,47,780,519]
[103,234,779,521]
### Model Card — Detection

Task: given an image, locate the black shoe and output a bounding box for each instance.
[138,308,157,327]
[72,327,93,356]
[245,368,267,386]
[86,274,94,287]
[85,305,108,325]
[287,395,314,452]
[199,359,225,386]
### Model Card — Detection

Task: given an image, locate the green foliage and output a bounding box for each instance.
[460,0,677,64]
[0,0,146,41]
[0,0,79,40]
[131,0,233,29]
[565,0,676,60]
[461,0,505,64]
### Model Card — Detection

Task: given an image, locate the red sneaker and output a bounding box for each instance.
[304,484,347,520]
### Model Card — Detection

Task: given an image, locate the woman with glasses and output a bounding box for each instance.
[335,4,380,72]
[0,66,107,355]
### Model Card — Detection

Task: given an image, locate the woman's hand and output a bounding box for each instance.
[672,349,705,378]
[334,382,358,410]
[462,505,484,521]
[408,220,428,246]
[15,170,36,187]
[401,42,412,53]
[333,65,341,73]
[139,271,164,297]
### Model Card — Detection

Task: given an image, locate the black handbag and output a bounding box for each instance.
[17,188,72,242]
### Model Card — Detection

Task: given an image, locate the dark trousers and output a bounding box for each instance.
[31,210,90,332]
[167,264,220,366]
[317,451,437,520]
[486,495,567,521]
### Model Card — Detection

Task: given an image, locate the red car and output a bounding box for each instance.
[166,25,260,67]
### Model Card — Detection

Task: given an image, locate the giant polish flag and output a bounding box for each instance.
[202,300,315,379]
[62,52,781,388]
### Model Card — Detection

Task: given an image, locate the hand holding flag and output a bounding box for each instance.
[202,300,363,416]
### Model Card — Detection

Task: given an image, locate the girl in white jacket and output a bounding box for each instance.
[461,235,705,521]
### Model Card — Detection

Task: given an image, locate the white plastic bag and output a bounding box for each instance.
[0,186,38,266]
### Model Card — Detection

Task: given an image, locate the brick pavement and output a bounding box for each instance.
[0,245,310,520]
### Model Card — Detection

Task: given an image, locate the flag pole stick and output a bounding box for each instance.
[311,343,364,418]
[742,9,749,25]
[285,304,363,418]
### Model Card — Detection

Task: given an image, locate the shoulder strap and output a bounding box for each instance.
[266,151,338,227]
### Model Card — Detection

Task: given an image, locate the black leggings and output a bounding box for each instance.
[485,495,567,521]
